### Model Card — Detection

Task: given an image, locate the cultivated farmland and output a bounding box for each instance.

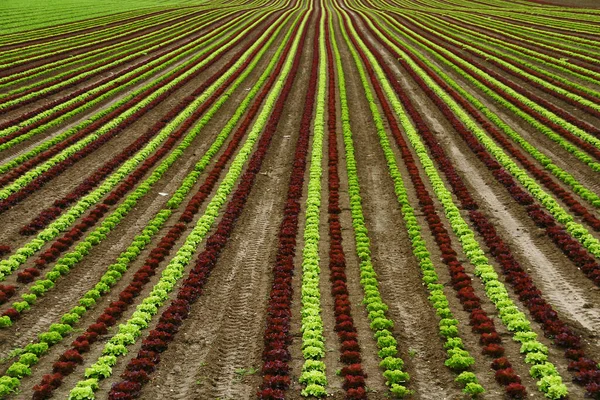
[0,0,599,398]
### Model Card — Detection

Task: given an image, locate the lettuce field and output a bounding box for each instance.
[0,0,599,398]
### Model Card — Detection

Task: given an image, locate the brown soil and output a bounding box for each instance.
[534,0,600,8]
[0,9,242,141]
[335,13,465,400]
[0,9,211,77]
[353,8,600,398]
[0,7,198,52]
[136,13,312,400]
[0,1,599,400]
[0,9,277,342]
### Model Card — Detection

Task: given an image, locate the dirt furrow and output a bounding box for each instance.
[335,14,461,398]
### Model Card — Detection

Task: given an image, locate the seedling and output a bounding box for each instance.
[234,367,258,380]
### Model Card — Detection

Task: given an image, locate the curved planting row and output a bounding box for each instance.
[0,11,275,283]
[16,15,277,237]
[0,10,225,120]
[0,8,206,75]
[0,4,301,395]
[322,10,367,400]
[0,11,211,93]
[377,16,600,215]
[0,5,200,44]
[430,14,600,84]
[0,15,264,224]
[363,10,600,394]
[423,14,600,94]
[404,13,600,128]
[106,12,311,399]
[0,0,599,398]
[0,10,246,114]
[0,10,202,85]
[0,7,176,48]
[0,13,257,189]
[408,13,600,109]
[339,5,497,397]
[0,9,201,86]
[369,9,600,274]
[360,8,600,289]
[0,12,266,209]
[464,10,600,49]
[20,10,304,399]
[1,16,288,317]
[257,5,318,399]
[297,5,328,398]
[383,13,600,170]
[0,10,208,110]
[0,11,197,71]
[348,8,531,398]
[381,57,600,215]
[355,6,600,397]
[331,9,415,398]
[476,11,600,39]
[0,8,192,62]
[458,12,600,60]
[405,15,600,130]
[341,5,571,398]
[0,3,180,37]
[0,10,253,148]
[65,8,310,399]
[339,6,447,398]
[0,5,296,324]
[0,14,255,172]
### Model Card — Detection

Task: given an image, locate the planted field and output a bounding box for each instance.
[0,0,599,398]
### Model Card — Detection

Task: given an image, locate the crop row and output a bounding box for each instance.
[0,8,292,391]
[0,10,214,93]
[367,6,600,288]
[356,4,600,397]
[344,2,597,398]
[0,14,275,285]
[23,10,302,398]
[413,14,600,113]
[257,5,317,399]
[337,5,423,397]
[409,14,600,108]
[0,10,254,151]
[380,12,600,175]
[107,12,309,398]
[0,7,173,46]
[16,16,276,237]
[1,14,288,323]
[433,13,600,81]
[323,9,367,400]
[406,15,600,135]
[0,3,300,395]
[0,15,256,228]
[0,1,598,399]
[451,12,600,63]
[0,8,205,73]
[0,12,251,190]
[298,5,328,397]
[0,12,250,178]
[0,10,225,118]
[348,7,533,398]
[21,9,302,398]
[65,7,309,399]
[340,5,492,397]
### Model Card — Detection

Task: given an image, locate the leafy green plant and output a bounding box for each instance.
[66,15,307,399]
[463,382,485,397]
[233,367,258,380]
